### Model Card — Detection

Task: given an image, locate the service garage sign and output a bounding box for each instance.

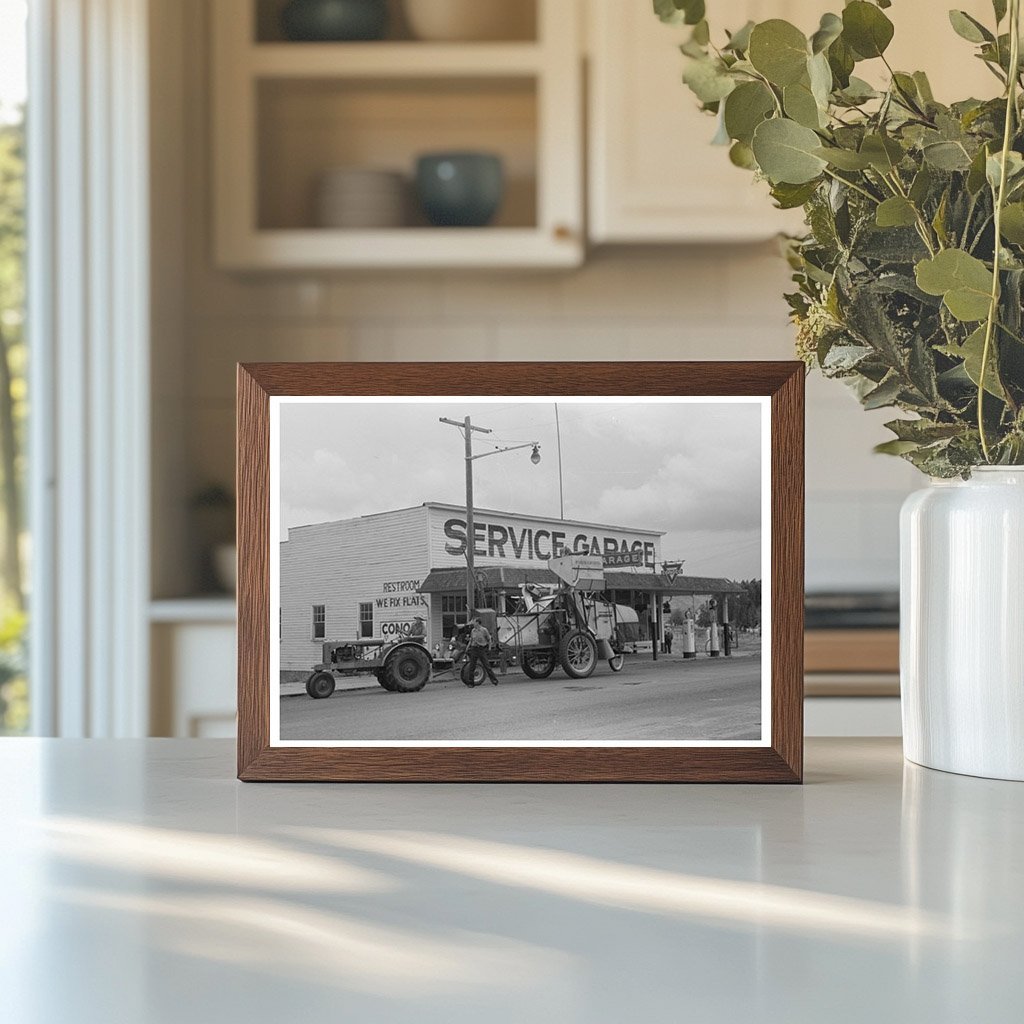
[439,514,660,569]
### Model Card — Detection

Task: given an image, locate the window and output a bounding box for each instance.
[441,594,467,639]
[312,604,325,641]
[358,602,373,638]
[0,0,27,735]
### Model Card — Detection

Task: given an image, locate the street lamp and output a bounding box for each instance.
[440,415,542,617]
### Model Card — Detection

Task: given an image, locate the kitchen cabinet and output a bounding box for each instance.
[211,0,583,269]
[150,600,237,737]
[587,0,998,244]
[587,0,814,243]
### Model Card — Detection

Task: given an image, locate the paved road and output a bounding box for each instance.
[280,653,763,743]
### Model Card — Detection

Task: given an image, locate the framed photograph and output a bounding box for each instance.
[237,362,804,782]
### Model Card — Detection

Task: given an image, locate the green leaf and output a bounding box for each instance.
[863,374,903,409]
[923,140,973,171]
[909,165,933,205]
[723,81,775,144]
[967,144,991,194]
[837,76,879,104]
[748,20,809,86]
[884,418,963,443]
[724,20,755,53]
[860,133,904,173]
[807,52,833,109]
[986,150,1024,191]
[993,0,1008,24]
[1000,203,1024,245]
[827,35,856,88]
[814,146,872,171]
[682,57,736,104]
[939,326,1006,398]
[875,439,922,455]
[842,1,895,59]
[810,12,843,54]
[932,190,950,247]
[729,140,757,170]
[771,180,820,209]
[751,118,828,184]
[784,80,824,129]
[948,10,994,44]
[913,71,935,104]
[653,0,705,26]
[915,249,994,322]
[876,197,918,228]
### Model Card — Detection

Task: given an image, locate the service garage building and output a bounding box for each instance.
[279,502,741,672]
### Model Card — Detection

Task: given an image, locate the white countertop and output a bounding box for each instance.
[1,738,1020,1023]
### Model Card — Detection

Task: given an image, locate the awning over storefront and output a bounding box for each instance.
[418,566,743,596]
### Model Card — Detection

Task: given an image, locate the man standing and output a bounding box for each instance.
[465,617,499,687]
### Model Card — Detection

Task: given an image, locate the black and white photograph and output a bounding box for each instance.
[269,396,770,747]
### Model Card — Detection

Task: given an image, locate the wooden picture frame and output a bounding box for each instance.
[237,362,804,782]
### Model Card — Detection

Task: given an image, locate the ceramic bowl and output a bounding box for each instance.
[403,0,534,42]
[281,0,388,42]
[415,152,504,227]
[316,168,408,228]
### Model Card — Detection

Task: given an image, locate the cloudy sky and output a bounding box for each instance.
[278,399,764,580]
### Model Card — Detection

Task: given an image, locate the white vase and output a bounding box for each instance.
[900,467,1024,781]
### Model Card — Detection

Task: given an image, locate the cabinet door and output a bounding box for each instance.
[588,0,995,244]
[588,0,812,243]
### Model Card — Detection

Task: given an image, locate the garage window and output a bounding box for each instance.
[358,602,373,638]
[441,594,467,639]
[312,604,325,640]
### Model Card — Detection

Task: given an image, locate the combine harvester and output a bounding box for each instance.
[458,554,639,686]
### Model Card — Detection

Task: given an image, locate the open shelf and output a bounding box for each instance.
[249,42,544,77]
[213,0,582,268]
[256,76,538,232]
[254,0,538,44]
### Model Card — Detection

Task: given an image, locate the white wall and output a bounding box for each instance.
[161,0,920,600]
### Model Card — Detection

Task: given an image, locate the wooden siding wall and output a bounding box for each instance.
[279,506,431,669]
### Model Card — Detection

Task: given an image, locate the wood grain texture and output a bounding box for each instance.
[236,361,805,783]
[804,630,899,674]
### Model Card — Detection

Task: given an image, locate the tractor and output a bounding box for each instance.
[303,635,447,699]
[454,555,639,687]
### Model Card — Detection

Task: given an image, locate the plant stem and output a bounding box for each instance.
[979,0,1021,462]
[822,167,881,205]
[884,171,939,254]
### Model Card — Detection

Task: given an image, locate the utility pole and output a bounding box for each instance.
[554,403,564,519]
[440,415,542,620]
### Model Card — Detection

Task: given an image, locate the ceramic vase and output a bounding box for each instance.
[900,467,1024,781]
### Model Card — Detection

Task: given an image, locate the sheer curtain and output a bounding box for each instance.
[28,0,150,736]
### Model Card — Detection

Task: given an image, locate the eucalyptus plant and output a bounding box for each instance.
[657,0,1024,476]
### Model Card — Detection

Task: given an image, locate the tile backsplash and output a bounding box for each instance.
[181,246,916,593]
[159,0,915,598]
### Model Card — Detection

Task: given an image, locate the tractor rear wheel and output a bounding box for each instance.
[559,630,598,679]
[376,669,398,692]
[383,645,431,693]
[305,671,336,699]
[521,650,556,679]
